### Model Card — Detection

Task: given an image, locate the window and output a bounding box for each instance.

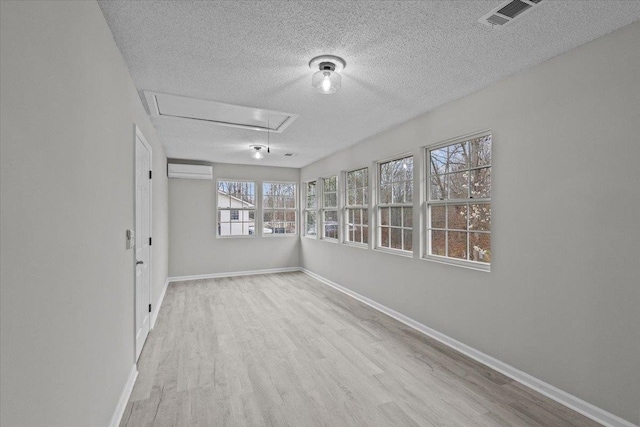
[304,181,317,237]
[322,176,338,240]
[345,167,368,245]
[426,133,491,267]
[217,181,256,237]
[378,156,413,253]
[263,182,297,235]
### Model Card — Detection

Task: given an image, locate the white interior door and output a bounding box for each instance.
[135,130,152,360]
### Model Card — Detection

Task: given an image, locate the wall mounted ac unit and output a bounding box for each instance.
[167,163,213,180]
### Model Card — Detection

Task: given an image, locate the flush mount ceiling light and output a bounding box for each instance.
[249,145,266,159]
[309,55,346,95]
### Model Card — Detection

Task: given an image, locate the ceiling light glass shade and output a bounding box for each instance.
[312,70,341,95]
[250,145,265,159]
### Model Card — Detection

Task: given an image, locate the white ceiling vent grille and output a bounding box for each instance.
[144,91,298,133]
[479,0,544,28]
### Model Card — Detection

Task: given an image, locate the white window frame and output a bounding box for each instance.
[262,181,298,237]
[321,175,339,241]
[344,167,369,247]
[375,154,414,256]
[303,180,318,238]
[216,179,257,238]
[424,130,491,271]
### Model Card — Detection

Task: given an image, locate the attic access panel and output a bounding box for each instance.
[144,91,298,133]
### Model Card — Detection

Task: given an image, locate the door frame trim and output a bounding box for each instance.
[133,124,152,362]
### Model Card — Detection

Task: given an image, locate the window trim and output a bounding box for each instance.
[303,180,318,239]
[375,153,414,255]
[262,181,298,237]
[423,129,492,271]
[216,179,258,239]
[343,167,370,248]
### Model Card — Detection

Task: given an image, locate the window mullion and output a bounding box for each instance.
[466,202,470,260]
[445,201,449,257]
[256,181,263,237]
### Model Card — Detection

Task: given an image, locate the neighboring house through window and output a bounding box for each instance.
[217,180,256,237]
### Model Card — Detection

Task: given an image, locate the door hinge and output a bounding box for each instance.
[149,304,152,313]
[149,170,152,179]
[149,237,152,245]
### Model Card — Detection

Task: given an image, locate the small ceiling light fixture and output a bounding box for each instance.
[250,145,266,159]
[309,55,346,95]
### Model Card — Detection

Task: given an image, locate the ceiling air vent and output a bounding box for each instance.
[143,91,298,133]
[487,14,509,26]
[479,0,544,28]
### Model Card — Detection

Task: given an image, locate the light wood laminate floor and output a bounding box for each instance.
[120,272,601,427]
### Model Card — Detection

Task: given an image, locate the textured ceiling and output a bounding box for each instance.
[98,1,640,168]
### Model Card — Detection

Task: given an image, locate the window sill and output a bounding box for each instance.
[303,235,317,239]
[343,241,369,250]
[216,235,257,239]
[320,238,339,244]
[263,233,298,238]
[422,255,490,272]
[373,246,413,258]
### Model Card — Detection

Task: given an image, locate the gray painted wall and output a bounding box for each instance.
[169,163,300,277]
[300,22,640,424]
[0,2,168,426]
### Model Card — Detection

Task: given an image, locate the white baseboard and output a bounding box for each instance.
[108,364,138,427]
[151,278,169,329]
[301,269,638,427]
[168,266,301,283]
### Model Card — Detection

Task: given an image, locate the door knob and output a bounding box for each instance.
[136,260,144,265]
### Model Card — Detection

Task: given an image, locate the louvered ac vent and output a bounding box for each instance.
[479,0,544,28]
